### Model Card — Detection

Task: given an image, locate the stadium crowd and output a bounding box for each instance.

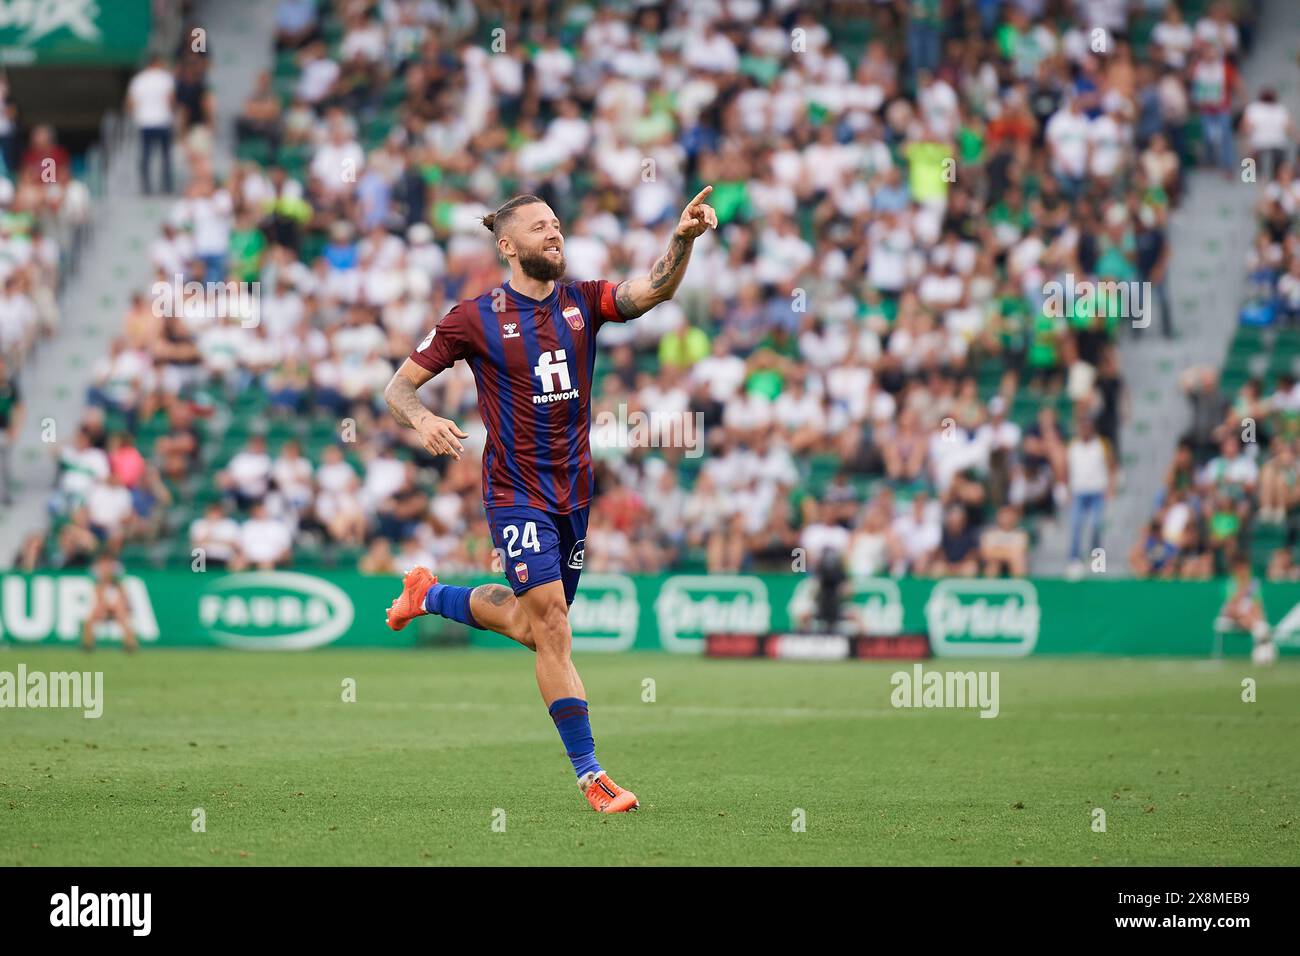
[18,0,1270,583]
[0,71,92,507]
[1129,8,1299,582]
[1133,151,1300,582]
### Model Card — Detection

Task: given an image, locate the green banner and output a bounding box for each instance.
[471,574,1296,657]
[0,570,1296,657]
[0,0,151,66]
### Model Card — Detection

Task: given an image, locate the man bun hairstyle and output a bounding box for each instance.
[481,194,546,237]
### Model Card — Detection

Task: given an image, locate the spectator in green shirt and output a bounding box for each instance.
[229,209,267,284]
[1027,310,1065,394]
[658,324,710,371]
[903,137,953,205]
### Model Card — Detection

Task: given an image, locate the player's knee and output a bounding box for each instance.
[528,595,571,654]
[509,606,537,650]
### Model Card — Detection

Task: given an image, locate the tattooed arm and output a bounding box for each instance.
[384,359,469,460]
[613,185,719,319]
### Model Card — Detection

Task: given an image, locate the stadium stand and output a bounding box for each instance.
[14,0,1271,586]
[0,86,91,508]
[1128,7,1300,582]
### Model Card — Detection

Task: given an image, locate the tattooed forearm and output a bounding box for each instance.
[649,234,690,292]
[615,280,642,319]
[614,234,694,318]
[384,372,428,428]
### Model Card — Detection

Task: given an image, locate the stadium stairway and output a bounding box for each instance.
[0,0,276,568]
[199,0,278,179]
[0,140,170,568]
[1030,0,1300,577]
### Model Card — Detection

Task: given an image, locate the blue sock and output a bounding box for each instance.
[548,698,602,779]
[422,582,483,630]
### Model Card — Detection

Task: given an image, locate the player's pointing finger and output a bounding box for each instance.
[688,184,713,207]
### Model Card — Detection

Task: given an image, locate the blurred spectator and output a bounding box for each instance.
[981,505,1029,577]
[190,501,242,569]
[237,71,283,157]
[128,53,176,194]
[20,125,68,180]
[1065,416,1116,578]
[1240,87,1295,180]
[1189,41,1239,177]
[218,434,273,509]
[0,354,21,504]
[85,471,135,552]
[934,505,980,577]
[359,536,395,574]
[236,500,292,569]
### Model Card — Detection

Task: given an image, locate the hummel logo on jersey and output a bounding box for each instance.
[533,349,578,404]
[502,322,520,339]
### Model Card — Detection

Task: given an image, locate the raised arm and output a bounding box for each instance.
[384,358,469,460]
[613,185,718,319]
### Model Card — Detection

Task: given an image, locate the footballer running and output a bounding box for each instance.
[382,187,718,812]
[1217,556,1279,666]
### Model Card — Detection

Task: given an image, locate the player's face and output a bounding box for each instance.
[509,203,566,281]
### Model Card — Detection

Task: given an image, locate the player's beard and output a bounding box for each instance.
[517,246,566,282]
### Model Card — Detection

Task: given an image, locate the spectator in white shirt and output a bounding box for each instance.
[177,173,234,280]
[1151,4,1194,69]
[127,54,176,194]
[218,435,273,509]
[57,428,109,510]
[311,119,364,201]
[1065,416,1116,577]
[315,444,367,545]
[296,41,340,105]
[86,472,135,549]
[1240,89,1295,179]
[87,338,151,420]
[890,491,942,576]
[189,502,242,569]
[272,439,314,513]
[1195,3,1240,55]
[236,501,292,570]
[1045,98,1091,199]
[799,501,851,568]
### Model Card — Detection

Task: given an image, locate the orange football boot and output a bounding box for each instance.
[386,566,435,631]
[580,771,639,813]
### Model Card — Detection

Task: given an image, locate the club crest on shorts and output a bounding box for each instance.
[568,538,585,570]
[562,305,584,331]
[514,562,529,583]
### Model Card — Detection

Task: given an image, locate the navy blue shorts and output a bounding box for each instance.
[486,505,588,604]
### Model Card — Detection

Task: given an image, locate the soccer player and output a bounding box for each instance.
[82,555,139,653]
[382,188,717,812]
[1217,556,1277,666]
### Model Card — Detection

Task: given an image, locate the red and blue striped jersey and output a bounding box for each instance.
[409,279,626,514]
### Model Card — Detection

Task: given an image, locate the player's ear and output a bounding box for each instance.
[497,235,515,260]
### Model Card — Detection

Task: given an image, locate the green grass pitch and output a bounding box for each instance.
[2,648,1297,866]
